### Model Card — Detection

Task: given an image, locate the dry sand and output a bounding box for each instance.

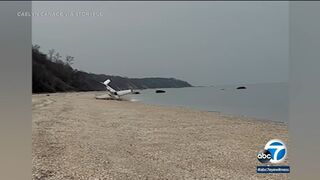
[32,92,289,180]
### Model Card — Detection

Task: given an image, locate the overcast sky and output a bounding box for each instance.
[32,2,289,86]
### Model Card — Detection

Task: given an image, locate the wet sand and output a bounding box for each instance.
[32,92,288,179]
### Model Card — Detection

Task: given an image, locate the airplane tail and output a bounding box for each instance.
[102,79,132,97]
[103,79,111,86]
[102,79,116,93]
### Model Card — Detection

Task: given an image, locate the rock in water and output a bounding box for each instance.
[155,90,166,93]
[236,86,247,90]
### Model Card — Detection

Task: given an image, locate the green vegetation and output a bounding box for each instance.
[32,45,192,93]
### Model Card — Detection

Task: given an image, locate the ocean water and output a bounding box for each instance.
[128,83,288,122]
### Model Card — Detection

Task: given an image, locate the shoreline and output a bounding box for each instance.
[136,100,287,125]
[33,91,287,125]
[141,101,288,124]
[32,92,288,179]
[33,87,287,124]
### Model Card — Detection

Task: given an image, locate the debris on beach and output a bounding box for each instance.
[95,94,125,101]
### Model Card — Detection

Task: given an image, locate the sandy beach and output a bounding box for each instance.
[32,92,289,180]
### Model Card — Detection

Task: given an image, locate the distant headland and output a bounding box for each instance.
[32,45,192,93]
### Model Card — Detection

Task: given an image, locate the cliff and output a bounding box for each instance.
[32,47,192,93]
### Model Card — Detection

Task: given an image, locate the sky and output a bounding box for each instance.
[32,2,289,86]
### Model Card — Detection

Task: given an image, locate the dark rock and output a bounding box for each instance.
[236,86,247,90]
[155,90,166,93]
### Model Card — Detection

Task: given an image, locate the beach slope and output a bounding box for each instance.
[32,92,288,179]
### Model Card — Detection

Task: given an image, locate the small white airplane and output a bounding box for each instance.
[99,79,133,100]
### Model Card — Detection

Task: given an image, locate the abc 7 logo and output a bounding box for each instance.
[257,139,287,164]
[257,149,272,163]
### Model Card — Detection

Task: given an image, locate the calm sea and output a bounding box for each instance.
[128,83,288,122]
